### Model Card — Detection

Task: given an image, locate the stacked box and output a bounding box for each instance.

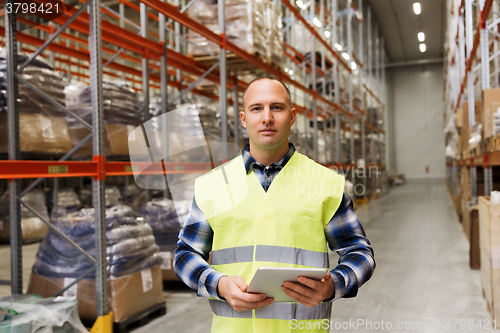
[188,0,269,60]
[478,196,500,322]
[0,189,49,243]
[0,51,71,154]
[64,80,143,157]
[265,2,284,68]
[28,204,165,322]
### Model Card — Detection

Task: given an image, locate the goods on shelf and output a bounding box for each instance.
[28,203,164,321]
[0,50,71,154]
[64,80,143,157]
[78,186,122,208]
[478,195,500,322]
[457,100,482,155]
[0,189,49,243]
[187,0,283,67]
[483,88,500,140]
[141,198,191,280]
[0,294,88,333]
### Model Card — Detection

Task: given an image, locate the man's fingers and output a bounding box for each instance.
[284,281,313,296]
[282,285,314,307]
[297,276,320,290]
[233,297,274,312]
[232,276,249,292]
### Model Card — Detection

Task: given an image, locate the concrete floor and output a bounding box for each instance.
[0,180,492,332]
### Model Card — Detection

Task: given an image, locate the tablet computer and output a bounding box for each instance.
[246,267,328,302]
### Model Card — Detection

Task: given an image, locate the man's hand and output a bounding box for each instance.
[281,272,335,308]
[217,275,274,312]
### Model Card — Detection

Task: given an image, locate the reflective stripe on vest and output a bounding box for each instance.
[210,299,332,320]
[211,245,329,268]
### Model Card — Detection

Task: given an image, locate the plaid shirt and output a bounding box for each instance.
[174,143,375,301]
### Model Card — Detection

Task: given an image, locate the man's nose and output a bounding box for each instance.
[262,108,274,124]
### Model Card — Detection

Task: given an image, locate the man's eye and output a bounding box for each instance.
[251,107,261,111]
[272,106,283,110]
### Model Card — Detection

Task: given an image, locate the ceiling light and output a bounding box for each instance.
[418,32,425,42]
[351,62,357,70]
[324,31,331,38]
[313,17,322,28]
[342,52,350,60]
[413,2,421,15]
[419,43,426,52]
[289,70,294,75]
[284,68,289,72]
[335,43,342,51]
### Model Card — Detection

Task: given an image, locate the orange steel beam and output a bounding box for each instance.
[350,1,363,23]
[455,0,493,113]
[363,84,385,108]
[5,28,220,100]
[15,18,245,93]
[352,52,363,68]
[280,0,351,73]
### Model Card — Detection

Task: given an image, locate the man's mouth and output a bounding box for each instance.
[260,129,276,134]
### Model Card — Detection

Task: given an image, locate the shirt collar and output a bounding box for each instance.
[242,143,295,174]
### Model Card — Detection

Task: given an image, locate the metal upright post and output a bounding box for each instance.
[310,0,318,161]
[234,76,239,154]
[219,0,228,159]
[332,0,340,165]
[175,0,182,102]
[160,0,169,198]
[119,1,126,81]
[465,0,477,204]
[348,0,355,185]
[359,0,366,196]
[5,0,22,294]
[495,0,500,86]
[89,0,108,317]
[367,9,371,91]
[141,3,151,202]
[480,0,492,196]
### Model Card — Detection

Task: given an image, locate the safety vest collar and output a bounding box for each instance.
[209,299,332,320]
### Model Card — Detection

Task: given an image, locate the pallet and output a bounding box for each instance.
[194,51,268,74]
[113,302,166,333]
[488,134,500,152]
[81,302,166,332]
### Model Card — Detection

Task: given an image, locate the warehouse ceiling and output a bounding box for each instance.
[364,0,445,64]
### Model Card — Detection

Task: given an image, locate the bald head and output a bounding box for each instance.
[242,76,292,110]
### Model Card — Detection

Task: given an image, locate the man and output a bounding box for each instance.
[174,76,375,332]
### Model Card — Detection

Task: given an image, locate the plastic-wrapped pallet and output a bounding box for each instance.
[187,0,267,59]
[28,204,165,322]
[265,1,285,68]
[0,189,49,243]
[141,198,191,252]
[64,80,143,157]
[0,294,88,333]
[0,50,72,154]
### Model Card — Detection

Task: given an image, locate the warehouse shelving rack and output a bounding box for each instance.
[0,0,388,326]
[445,0,495,212]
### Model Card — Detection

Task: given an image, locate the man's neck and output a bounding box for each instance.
[248,141,289,167]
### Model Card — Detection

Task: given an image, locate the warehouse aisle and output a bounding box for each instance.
[139,180,491,332]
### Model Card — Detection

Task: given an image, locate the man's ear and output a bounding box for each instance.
[240,109,246,128]
[290,107,297,126]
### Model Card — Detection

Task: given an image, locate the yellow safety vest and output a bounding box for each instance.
[195,151,345,332]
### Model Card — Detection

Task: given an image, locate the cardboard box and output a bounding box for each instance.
[478,196,500,321]
[483,88,500,138]
[27,265,165,322]
[69,124,144,157]
[0,217,49,242]
[461,101,483,153]
[0,113,72,154]
[68,126,112,157]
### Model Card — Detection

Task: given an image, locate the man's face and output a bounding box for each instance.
[240,79,296,151]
